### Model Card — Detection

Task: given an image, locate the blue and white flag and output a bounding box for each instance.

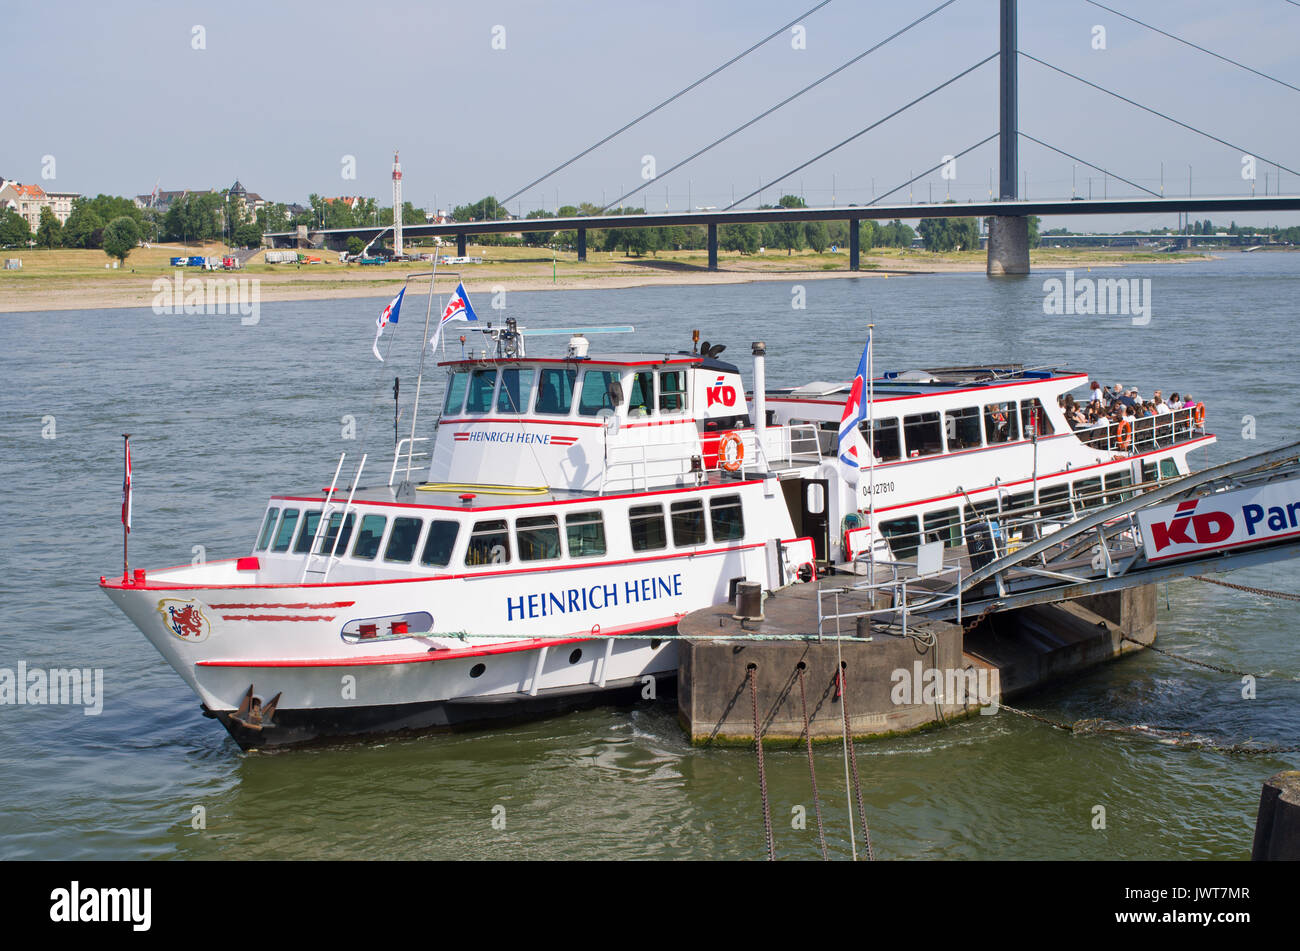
[836,330,871,487]
[372,287,405,361]
[440,282,478,326]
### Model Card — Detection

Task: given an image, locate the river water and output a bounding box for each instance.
[1,253,1296,860]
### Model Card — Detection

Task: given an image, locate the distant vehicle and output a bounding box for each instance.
[264,250,299,264]
[221,256,239,270]
[358,256,385,265]
[170,257,186,267]
[186,256,206,267]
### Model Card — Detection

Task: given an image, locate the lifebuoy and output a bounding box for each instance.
[1116,418,1133,451]
[718,431,745,471]
[1193,403,1205,428]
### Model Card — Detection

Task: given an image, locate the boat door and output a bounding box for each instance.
[782,477,831,562]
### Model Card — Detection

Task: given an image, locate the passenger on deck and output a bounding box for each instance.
[1088,380,1104,406]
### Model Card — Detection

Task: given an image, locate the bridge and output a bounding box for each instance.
[266,0,1300,275]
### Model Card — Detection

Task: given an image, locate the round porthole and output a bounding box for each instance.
[470,663,486,678]
[568,649,582,664]
[650,639,662,650]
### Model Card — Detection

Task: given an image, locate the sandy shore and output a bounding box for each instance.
[0,245,1212,314]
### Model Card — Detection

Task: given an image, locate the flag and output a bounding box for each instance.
[836,331,872,487]
[372,287,405,362]
[440,282,478,326]
[122,440,132,533]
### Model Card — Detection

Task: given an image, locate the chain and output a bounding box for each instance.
[797,665,829,861]
[963,600,1001,633]
[1192,575,1300,602]
[748,665,775,862]
[837,666,874,861]
[1122,635,1300,680]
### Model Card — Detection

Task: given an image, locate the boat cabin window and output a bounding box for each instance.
[864,418,901,462]
[466,519,511,565]
[535,367,577,415]
[671,498,707,546]
[518,515,562,561]
[903,412,943,458]
[1159,458,1180,479]
[384,517,424,563]
[1039,483,1072,519]
[923,508,961,547]
[294,511,323,554]
[420,520,460,567]
[443,371,469,415]
[1105,470,1134,503]
[255,508,279,551]
[320,512,356,556]
[497,368,536,414]
[271,509,299,553]
[984,402,1019,444]
[1020,398,1055,438]
[629,371,655,417]
[629,504,668,552]
[1073,477,1103,510]
[578,369,621,416]
[659,370,687,412]
[566,511,606,557]
[352,514,387,560]
[944,407,983,450]
[465,369,498,415]
[709,494,745,542]
[880,516,920,560]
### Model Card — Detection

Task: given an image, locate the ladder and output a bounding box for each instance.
[300,452,367,583]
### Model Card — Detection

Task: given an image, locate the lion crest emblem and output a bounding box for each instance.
[157,599,211,643]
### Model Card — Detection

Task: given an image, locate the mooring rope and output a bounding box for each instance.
[1192,574,1300,602]
[747,664,776,862]
[836,664,875,861]
[796,664,829,860]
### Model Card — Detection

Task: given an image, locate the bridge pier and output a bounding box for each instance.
[849,217,860,271]
[707,222,718,271]
[987,215,1030,276]
[577,228,587,262]
[456,233,467,257]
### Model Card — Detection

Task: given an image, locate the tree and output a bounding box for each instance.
[1027,215,1041,249]
[523,209,554,246]
[452,196,505,222]
[346,236,364,255]
[918,218,956,252]
[858,219,877,251]
[36,207,63,249]
[62,199,103,248]
[0,208,31,247]
[102,216,140,265]
[804,220,829,253]
[234,222,263,248]
[720,222,760,254]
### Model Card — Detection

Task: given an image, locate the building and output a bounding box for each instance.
[226,180,267,218]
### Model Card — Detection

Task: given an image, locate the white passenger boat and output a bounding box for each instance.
[101,297,1214,749]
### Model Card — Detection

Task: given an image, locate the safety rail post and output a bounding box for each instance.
[321,453,366,583]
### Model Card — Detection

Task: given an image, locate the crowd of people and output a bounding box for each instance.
[1058,382,1206,452]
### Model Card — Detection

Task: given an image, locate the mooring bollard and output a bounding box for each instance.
[1251,770,1300,861]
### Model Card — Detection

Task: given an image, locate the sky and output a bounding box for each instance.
[4,0,1299,232]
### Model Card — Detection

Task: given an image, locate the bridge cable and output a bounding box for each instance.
[1020,51,1300,181]
[866,133,999,206]
[603,0,968,212]
[1082,0,1300,95]
[1019,132,1162,198]
[725,52,997,210]
[796,664,830,860]
[498,0,836,208]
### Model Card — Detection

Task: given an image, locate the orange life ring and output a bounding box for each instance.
[1117,418,1133,451]
[718,431,745,471]
[1193,403,1205,427]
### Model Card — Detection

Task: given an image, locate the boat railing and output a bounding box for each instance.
[602,428,770,493]
[816,557,965,643]
[1073,406,1204,454]
[390,436,430,486]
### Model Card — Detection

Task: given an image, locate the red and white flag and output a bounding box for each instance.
[122,441,132,533]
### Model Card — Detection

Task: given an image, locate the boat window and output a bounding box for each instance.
[671,498,707,546]
[517,515,561,561]
[255,508,279,551]
[902,412,943,458]
[880,516,920,560]
[659,370,687,412]
[293,511,323,554]
[466,519,511,566]
[984,402,1019,444]
[352,514,387,560]
[1040,483,1072,519]
[319,512,356,556]
[578,369,621,416]
[565,511,606,557]
[863,417,901,462]
[420,520,460,567]
[1141,460,1158,485]
[465,369,498,414]
[710,494,745,542]
[443,371,469,415]
[1073,477,1103,510]
[271,509,299,553]
[943,407,983,451]
[629,504,668,552]
[628,371,655,418]
[535,367,577,415]
[383,517,424,563]
[1104,470,1134,503]
[923,508,961,547]
[497,368,536,414]
[1159,458,1180,480]
[1020,398,1055,438]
